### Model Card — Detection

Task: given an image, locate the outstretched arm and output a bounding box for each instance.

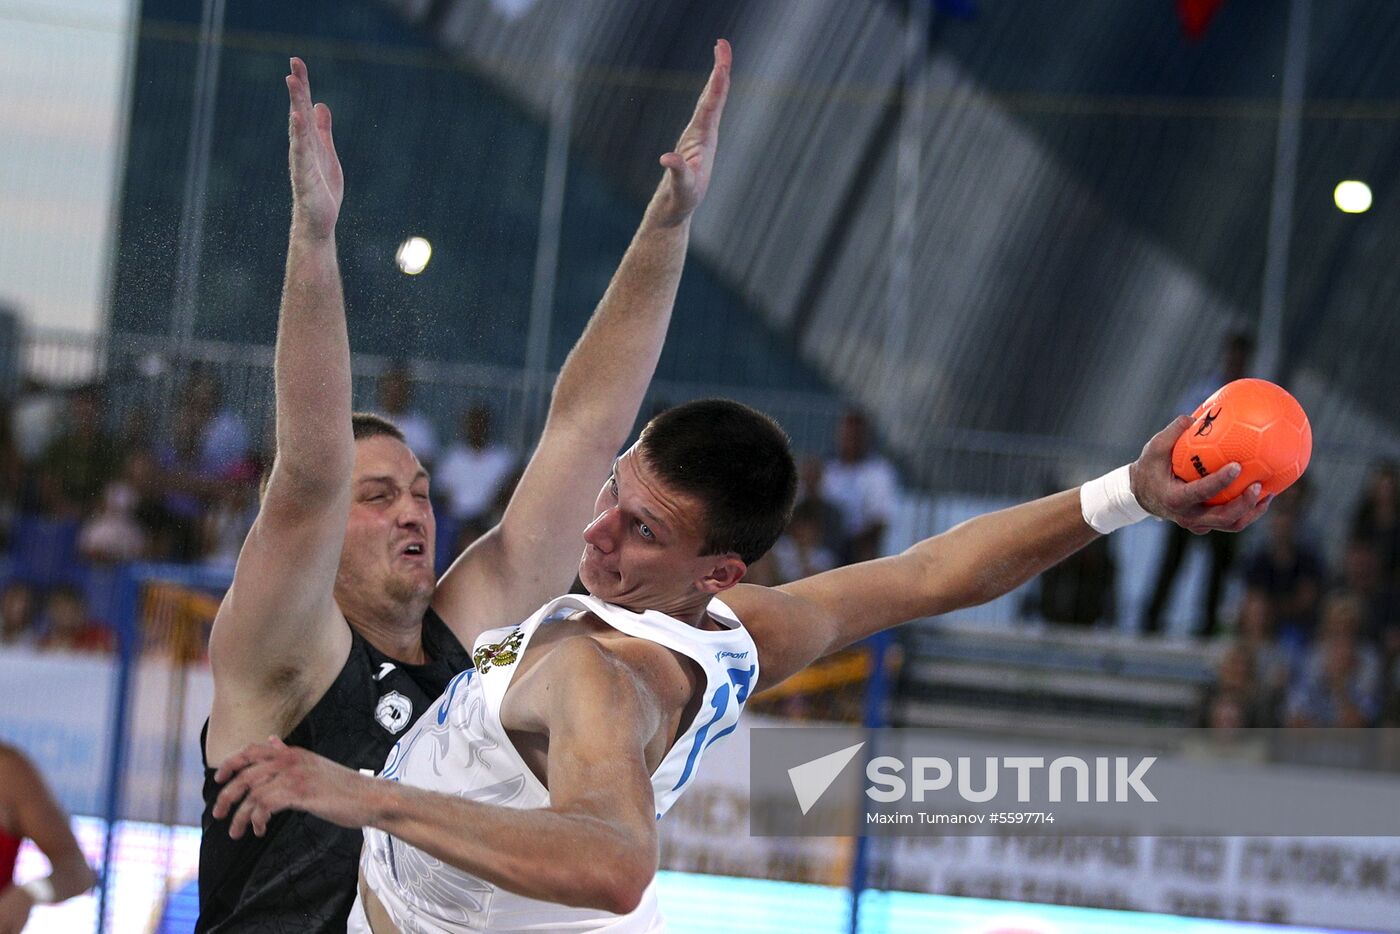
[205,57,354,763]
[432,40,734,646]
[733,418,1275,692]
[212,640,662,915]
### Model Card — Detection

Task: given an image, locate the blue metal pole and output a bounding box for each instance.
[848,630,895,934]
[96,565,141,933]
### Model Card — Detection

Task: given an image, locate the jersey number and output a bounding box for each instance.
[670,664,755,792]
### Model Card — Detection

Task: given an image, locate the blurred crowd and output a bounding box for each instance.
[0,363,528,656]
[0,359,900,660]
[745,408,901,587]
[1196,468,1400,729]
[12,356,1391,733]
[1032,465,1400,729]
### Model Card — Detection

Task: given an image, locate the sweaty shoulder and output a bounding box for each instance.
[718,583,837,695]
[720,583,809,635]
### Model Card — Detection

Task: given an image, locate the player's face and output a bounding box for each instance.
[337,435,436,617]
[578,445,740,616]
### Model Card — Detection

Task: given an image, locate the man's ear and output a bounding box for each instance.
[698,555,747,594]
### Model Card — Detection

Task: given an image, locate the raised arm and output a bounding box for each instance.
[205,57,354,762]
[212,640,663,915]
[431,40,733,646]
[733,418,1275,692]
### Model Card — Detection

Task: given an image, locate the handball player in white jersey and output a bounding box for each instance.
[212,390,1269,932]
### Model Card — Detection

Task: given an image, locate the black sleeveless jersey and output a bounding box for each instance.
[195,608,473,933]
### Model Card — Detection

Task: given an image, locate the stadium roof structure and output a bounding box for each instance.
[383,0,1400,494]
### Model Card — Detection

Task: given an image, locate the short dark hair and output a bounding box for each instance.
[352,412,406,444]
[638,399,797,564]
[260,413,407,501]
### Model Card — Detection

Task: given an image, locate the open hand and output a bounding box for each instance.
[653,39,732,223]
[1130,416,1273,534]
[213,737,373,838]
[286,57,344,239]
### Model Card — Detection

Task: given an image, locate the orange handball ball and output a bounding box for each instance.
[1171,379,1312,506]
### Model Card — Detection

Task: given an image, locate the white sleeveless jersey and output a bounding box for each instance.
[355,593,758,933]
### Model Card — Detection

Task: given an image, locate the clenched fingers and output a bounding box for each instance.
[1181,482,1264,534]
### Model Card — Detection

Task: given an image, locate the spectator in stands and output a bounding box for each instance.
[376,361,437,466]
[450,464,526,561]
[0,581,39,649]
[156,398,217,559]
[1285,592,1381,727]
[1334,536,1400,643]
[822,408,898,563]
[117,406,153,456]
[1143,331,1254,636]
[35,384,119,518]
[37,585,112,654]
[1351,462,1400,585]
[1031,474,1118,627]
[1241,481,1325,647]
[0,402,18,548]
[1234,586,1293,702]
[156,375,255,561]
[1034,534,1117,627]
[78,455,152,564]
[123,449,181,561]
[1203,690,1250,730]
[202,470,262,569]
[768,499,840,584]
[435,404,515,532]
[184,369,251,478]
[1202,642,1277,727]
[0,743,96,930]
[10,377,62,469]
[797,456,848,562]
[1188,686,1269,762]
[1381,684,1400,727]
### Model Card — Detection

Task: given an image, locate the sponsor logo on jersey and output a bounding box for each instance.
[715,650,750,661]
[474,627,524,673]
[375,690,414,734]
[375,662,397,681]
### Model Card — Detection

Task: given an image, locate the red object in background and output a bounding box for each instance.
[1178,0,1227,39]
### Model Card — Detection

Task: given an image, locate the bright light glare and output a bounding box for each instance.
[396,236,432,274]
[1334,180,1372,214]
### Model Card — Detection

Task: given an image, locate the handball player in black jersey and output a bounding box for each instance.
[197,50,733,932]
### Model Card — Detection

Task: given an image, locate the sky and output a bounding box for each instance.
[0,0,135,337]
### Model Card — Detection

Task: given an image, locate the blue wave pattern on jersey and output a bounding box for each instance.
[671,663,756,792]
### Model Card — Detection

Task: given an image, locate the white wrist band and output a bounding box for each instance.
[1080,464,1151,534]
[20,877,56,904]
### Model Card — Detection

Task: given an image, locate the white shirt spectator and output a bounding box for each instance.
[821,456,898,540]
[770,535,838,585]
[12,385,62,461]
[201,409,250,475]
[435,443,515,522]
[393,412,439,466]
